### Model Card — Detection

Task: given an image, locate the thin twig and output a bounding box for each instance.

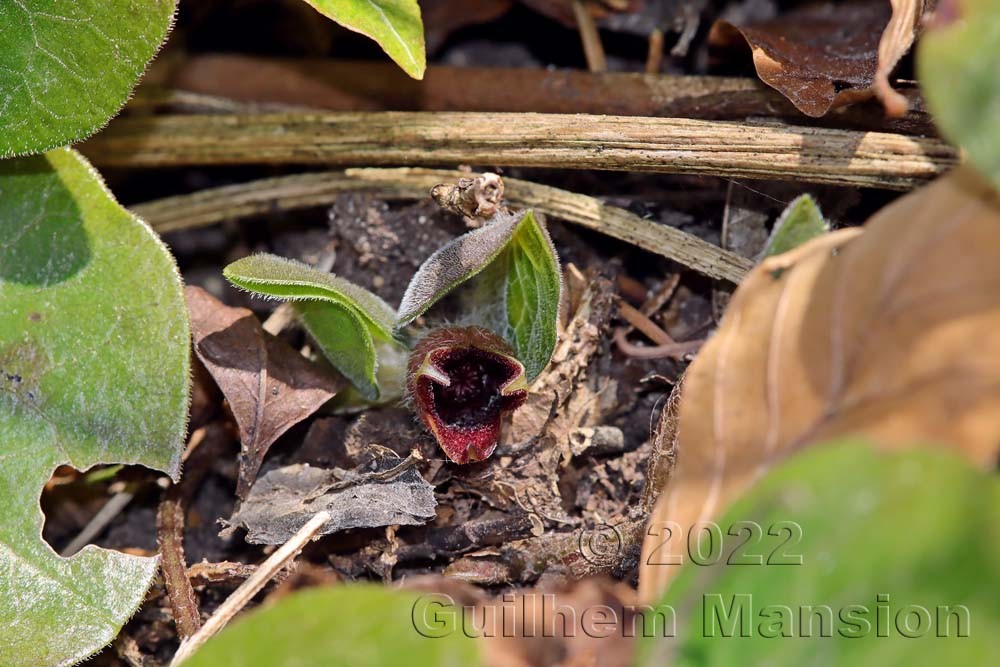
[157,485,202,640]
[640,274,682,319]
[143,55,935,134]
[132,168,753,283]
[82,112,956,190]
[646,28,665,74]
[573,0,608,72]
[60,490,135,557]
[616,299,677,346]
[261,303,296,336]
[613,329,703,359]
[170,510,331,666]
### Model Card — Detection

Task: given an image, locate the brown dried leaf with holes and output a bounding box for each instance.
[639,168,1000,602]
[711,0,927,117]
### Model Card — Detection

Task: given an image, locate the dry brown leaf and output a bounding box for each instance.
[712,1,926,117]
[226,458,437,544]
[186,286,343,499]
[638,168,1000,602]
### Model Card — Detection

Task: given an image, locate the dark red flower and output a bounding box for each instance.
[407,326,528,464]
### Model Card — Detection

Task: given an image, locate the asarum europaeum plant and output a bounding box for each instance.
[223,200,562,464]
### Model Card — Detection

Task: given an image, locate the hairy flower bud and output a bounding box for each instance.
[407,326,528,464]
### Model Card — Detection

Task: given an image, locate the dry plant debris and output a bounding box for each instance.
[81,112,956,190]
[186,286,344,499]
[713,0,928,117]
[640,167,1000,601]
[132,168,753,283]
[147,54,933,133]
[226,456,437,544]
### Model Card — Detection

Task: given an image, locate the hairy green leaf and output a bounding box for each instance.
[0,0,176,157]
[225,254,395,337]
[919,0,1000,189]
[295,300,381,400]
[398,210,561,381]
[183,585,480,667]
[484,211,562,380]
[0,148,189,666]
[224,254,398,400]
[396,211,525,326]
[637,443,1000,667]
[302,0,425,79]
[762,194,828,258]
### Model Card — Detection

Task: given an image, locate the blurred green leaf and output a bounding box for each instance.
[82,464,124,484]
[183,585,480,667]
[398,210,562,381]
[0,148,189,666]
[762,194,828,258]
[636,443,1000,667]
[224,254,398,400]
[919,0,1000,189]
[0,0,176,157]
[303,0,425,79]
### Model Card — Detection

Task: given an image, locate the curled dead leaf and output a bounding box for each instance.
[712,1,926,117]
[874,0,927,116]
[639,168,1000,602]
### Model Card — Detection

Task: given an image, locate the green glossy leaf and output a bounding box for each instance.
[398,210,562,381]
[919,0,1000,189]
[0,0,177,157]
[762,194,828,258]
[224,254,398,400]
[636,443,1000,667]
[0,148,189,666]
[303,0,425,79]
[183,585,481,667]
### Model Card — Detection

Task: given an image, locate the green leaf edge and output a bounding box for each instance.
[223,254,396,401]
[636,441,1000,666]
[181,584,481,667]
[762,193,829,258]
[63,147,191,481]
[0,3,179,159]
[503,210,563,381]
[917,0,1000,191]
[301,0,426,79]
[223,254,396,339]
[2,147,190,667]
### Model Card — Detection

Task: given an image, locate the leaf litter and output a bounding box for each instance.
[226,453,437,544]
[186,286,344,500]
[712,0,928,117]
[640,168,1000,601]
[28,2,1000,663]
